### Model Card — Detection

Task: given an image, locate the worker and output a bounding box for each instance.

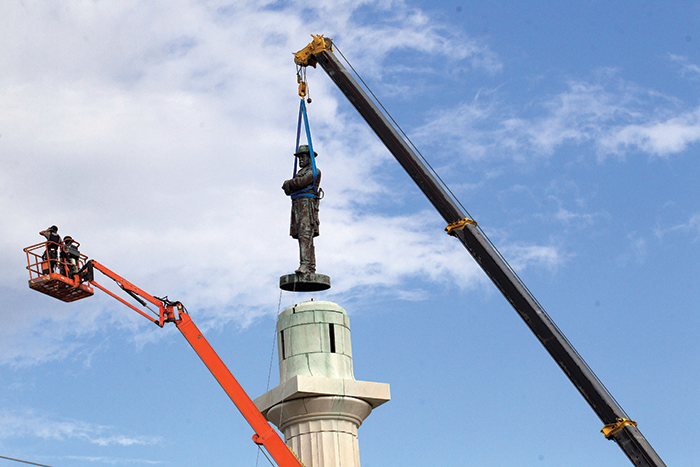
[39,225,61,274]
[60,236,81,276]
[282,145,322,275]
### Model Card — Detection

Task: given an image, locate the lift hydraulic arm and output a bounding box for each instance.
[295,35,666,467]
[81,260,304,467]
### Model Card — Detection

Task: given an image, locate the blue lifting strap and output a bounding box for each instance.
[293,100,302,177]
[291,99,319,200]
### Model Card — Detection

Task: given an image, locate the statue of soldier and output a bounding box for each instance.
[282,145,322,275]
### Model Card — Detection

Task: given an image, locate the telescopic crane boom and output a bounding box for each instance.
[22,248,304,467]
[294,34,666,467]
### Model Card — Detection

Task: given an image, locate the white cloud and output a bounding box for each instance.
[306,0,502,77]
[65,456,163,465]
[412,78,635,163]
[552,207,597,228]
[655,212,700,241]
[320,209,488,292]
[499,243,564,272]
[413,69,700,163]
[0,0,512,366]
[600,108,700,157]
[412,99,498,161]
[0,409,162,447]
[670,54,700,80]
[687,213,700,236]
[526,80,634,155]
[617,232,648,265]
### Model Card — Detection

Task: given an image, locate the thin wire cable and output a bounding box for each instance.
[0,455,54,467]
[257,445,277,467]
[267,289,283,391]
[334,43,474,222]
[332,42,626,418]
[479,224,628,416]
[257,290,285,467]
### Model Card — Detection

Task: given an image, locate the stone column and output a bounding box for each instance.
[255,300,390,467]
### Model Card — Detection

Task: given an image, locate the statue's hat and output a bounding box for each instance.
[295,144,318,157]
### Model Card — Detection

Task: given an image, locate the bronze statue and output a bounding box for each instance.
[282,145,321,275]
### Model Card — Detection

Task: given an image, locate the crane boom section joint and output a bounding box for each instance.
[445,217,477,235]
[602,418,638,439]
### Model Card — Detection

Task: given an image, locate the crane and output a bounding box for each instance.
[23,243,305,467]
[293,34,667,467]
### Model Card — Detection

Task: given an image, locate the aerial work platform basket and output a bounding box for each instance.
[24,242,94,302]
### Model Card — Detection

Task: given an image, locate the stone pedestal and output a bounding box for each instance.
[254,300,390,467]
[279,273,331,292]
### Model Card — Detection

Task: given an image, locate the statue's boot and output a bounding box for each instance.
[296,234,316,274]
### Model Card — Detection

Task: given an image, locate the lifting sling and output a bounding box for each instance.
[291,99,319,200]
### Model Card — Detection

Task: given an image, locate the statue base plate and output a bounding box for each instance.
[279,273,331,292]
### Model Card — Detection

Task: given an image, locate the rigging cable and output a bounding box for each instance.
[0,455,54,467]
[256,290,285,467]
[332,42,628,419]
[290,99,319,199]
[333,43,473,221]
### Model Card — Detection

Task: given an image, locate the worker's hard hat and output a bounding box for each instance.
[50,225,58,232]
[64,236,73,242]
[295,145,318,157]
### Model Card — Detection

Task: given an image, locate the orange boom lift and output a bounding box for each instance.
[23,243,304,467]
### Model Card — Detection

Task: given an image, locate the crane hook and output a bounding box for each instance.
[297,66,312,103]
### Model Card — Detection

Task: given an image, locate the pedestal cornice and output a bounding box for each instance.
[254,374,390,418]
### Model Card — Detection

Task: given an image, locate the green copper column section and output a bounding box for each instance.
[277,300,354,381]
[255,300,390,467]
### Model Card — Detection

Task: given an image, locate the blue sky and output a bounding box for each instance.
[1,1,698,466]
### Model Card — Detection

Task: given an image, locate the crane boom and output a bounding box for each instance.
[297,36,666,467]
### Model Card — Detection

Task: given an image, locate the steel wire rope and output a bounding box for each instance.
[271,101,305,463]
[332,43,628,420]
[333,43,475,222]
[278,288,298,455]
[295,79,354,457]
[276,286,290,439]
[268,289,284,392]
[256,289,286,467]
[255,445,277,467]
[0,456,54,467]
[277,279,301,441]
[277,94,324,451]
[475,224,630,419]
[331,353,345,467]
[327,314,343,467]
